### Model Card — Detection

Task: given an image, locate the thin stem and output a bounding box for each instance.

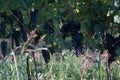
[11,50,19,80]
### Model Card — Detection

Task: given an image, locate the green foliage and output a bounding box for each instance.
[0,50,120,80]
[0,0,120,79]
[0,0,120,49]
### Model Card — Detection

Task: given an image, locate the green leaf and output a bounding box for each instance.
[0,0,7,12]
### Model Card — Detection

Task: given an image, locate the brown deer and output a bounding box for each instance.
[80,49,110,80]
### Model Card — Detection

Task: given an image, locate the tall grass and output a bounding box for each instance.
[11,50,19,80]
[0,49,120,80]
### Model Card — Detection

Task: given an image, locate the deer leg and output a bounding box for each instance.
[106,62,109,80]
[108,63,112,80]
[106,62,112,80]
[81,58,89,80]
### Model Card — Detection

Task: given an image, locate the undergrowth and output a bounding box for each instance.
[0,50,120,80]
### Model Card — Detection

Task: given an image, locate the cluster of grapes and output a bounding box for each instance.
[103,34,114,49]
[0,12,9,57]
[61,20,83,57]
[0,22,6,38]
[72,33,83,57]
[12,9,27,42]
[12,10,23,27]
[1,40,7,57]
[43,21,54,34]
[30,9,38,29]
[61,22,70,40]
[41,47,54,65]
[21,28,27,42]
[0,12,7,20]
[12,29,20,46]
[61,20,80,40]
[104,33,120,64]
[114,35,120,47]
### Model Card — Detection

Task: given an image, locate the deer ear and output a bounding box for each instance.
[106,49,109,53]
